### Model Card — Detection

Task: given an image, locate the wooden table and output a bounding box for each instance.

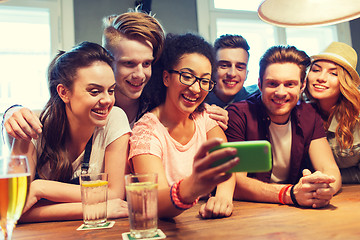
[13,184,360,240]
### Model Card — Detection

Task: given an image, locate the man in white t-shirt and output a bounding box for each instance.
[226,45,342,208]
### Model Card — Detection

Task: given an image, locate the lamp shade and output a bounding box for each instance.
[258,0,360,27]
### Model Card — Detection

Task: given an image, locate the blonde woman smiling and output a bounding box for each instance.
[306,42,360,183]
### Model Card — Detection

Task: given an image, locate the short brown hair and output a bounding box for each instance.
[214,34,250,57]
[259,45,310,86]
[102,10,165,62]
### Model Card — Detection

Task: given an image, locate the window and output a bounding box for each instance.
[285,27,337,57]
[0,0,74,155]
[197,0,352,86]
[0,6,51,112]
[214,0,262,11]
[215,18,275,87]
[0,0,74,114]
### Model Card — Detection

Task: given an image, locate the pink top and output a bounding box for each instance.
[129,111,218,185]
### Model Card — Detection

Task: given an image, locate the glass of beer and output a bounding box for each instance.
[125,173,158,239]
[0,155,30,240]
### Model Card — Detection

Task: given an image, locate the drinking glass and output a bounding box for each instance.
[80,173,108,227]
[125,173,158,239]
[0,155,30,240]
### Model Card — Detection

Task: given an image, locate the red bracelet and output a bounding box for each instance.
[279,185,287,204]
[283,184,293,204]
[279,184,292,204]
[170,179,199,210]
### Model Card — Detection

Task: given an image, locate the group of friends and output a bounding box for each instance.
[3,9,360,223]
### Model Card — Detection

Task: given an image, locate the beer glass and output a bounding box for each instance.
[0,155,30,240]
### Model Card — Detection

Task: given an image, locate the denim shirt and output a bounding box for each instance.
[327,117,360,183]
[226,93,326,184]
[206,84,260,109]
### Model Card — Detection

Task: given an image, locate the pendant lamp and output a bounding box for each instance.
[258,0,360,27]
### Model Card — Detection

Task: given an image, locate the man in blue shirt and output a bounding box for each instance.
[206,34,259,109]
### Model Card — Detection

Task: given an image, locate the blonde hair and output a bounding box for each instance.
[308,63,360,150]
[102,10,165,62]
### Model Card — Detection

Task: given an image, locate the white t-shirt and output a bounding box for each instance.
[269,119,292,183]
[32,106,131,180]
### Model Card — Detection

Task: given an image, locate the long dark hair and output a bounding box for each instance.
[37,41,114,182]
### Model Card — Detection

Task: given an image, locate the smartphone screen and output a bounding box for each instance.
[210,140,272,172]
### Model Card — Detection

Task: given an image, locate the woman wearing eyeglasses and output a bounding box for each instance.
[129,33,238,219]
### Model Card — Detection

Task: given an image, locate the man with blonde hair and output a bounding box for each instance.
[3,9,165,138]
[102,11,165,127]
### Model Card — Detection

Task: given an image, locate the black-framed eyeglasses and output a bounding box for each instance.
[168,70,216,92]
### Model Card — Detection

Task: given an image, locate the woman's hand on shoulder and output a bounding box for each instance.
[4,107,42,141]
[205,104,228,131]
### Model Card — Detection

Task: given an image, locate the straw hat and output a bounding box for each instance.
[311,42,360,85]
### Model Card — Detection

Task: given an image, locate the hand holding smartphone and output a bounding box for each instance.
[210,140,272,173]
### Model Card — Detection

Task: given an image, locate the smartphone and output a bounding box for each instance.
[210,140,272,173]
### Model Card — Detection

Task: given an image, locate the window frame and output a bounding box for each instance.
[0,0,75,56]
[196,0,353,46]
[0,0,75,114]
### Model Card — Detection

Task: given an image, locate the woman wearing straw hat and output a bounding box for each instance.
[305,41,360,183]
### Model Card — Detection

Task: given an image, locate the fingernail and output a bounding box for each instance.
[228,148,237,154]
